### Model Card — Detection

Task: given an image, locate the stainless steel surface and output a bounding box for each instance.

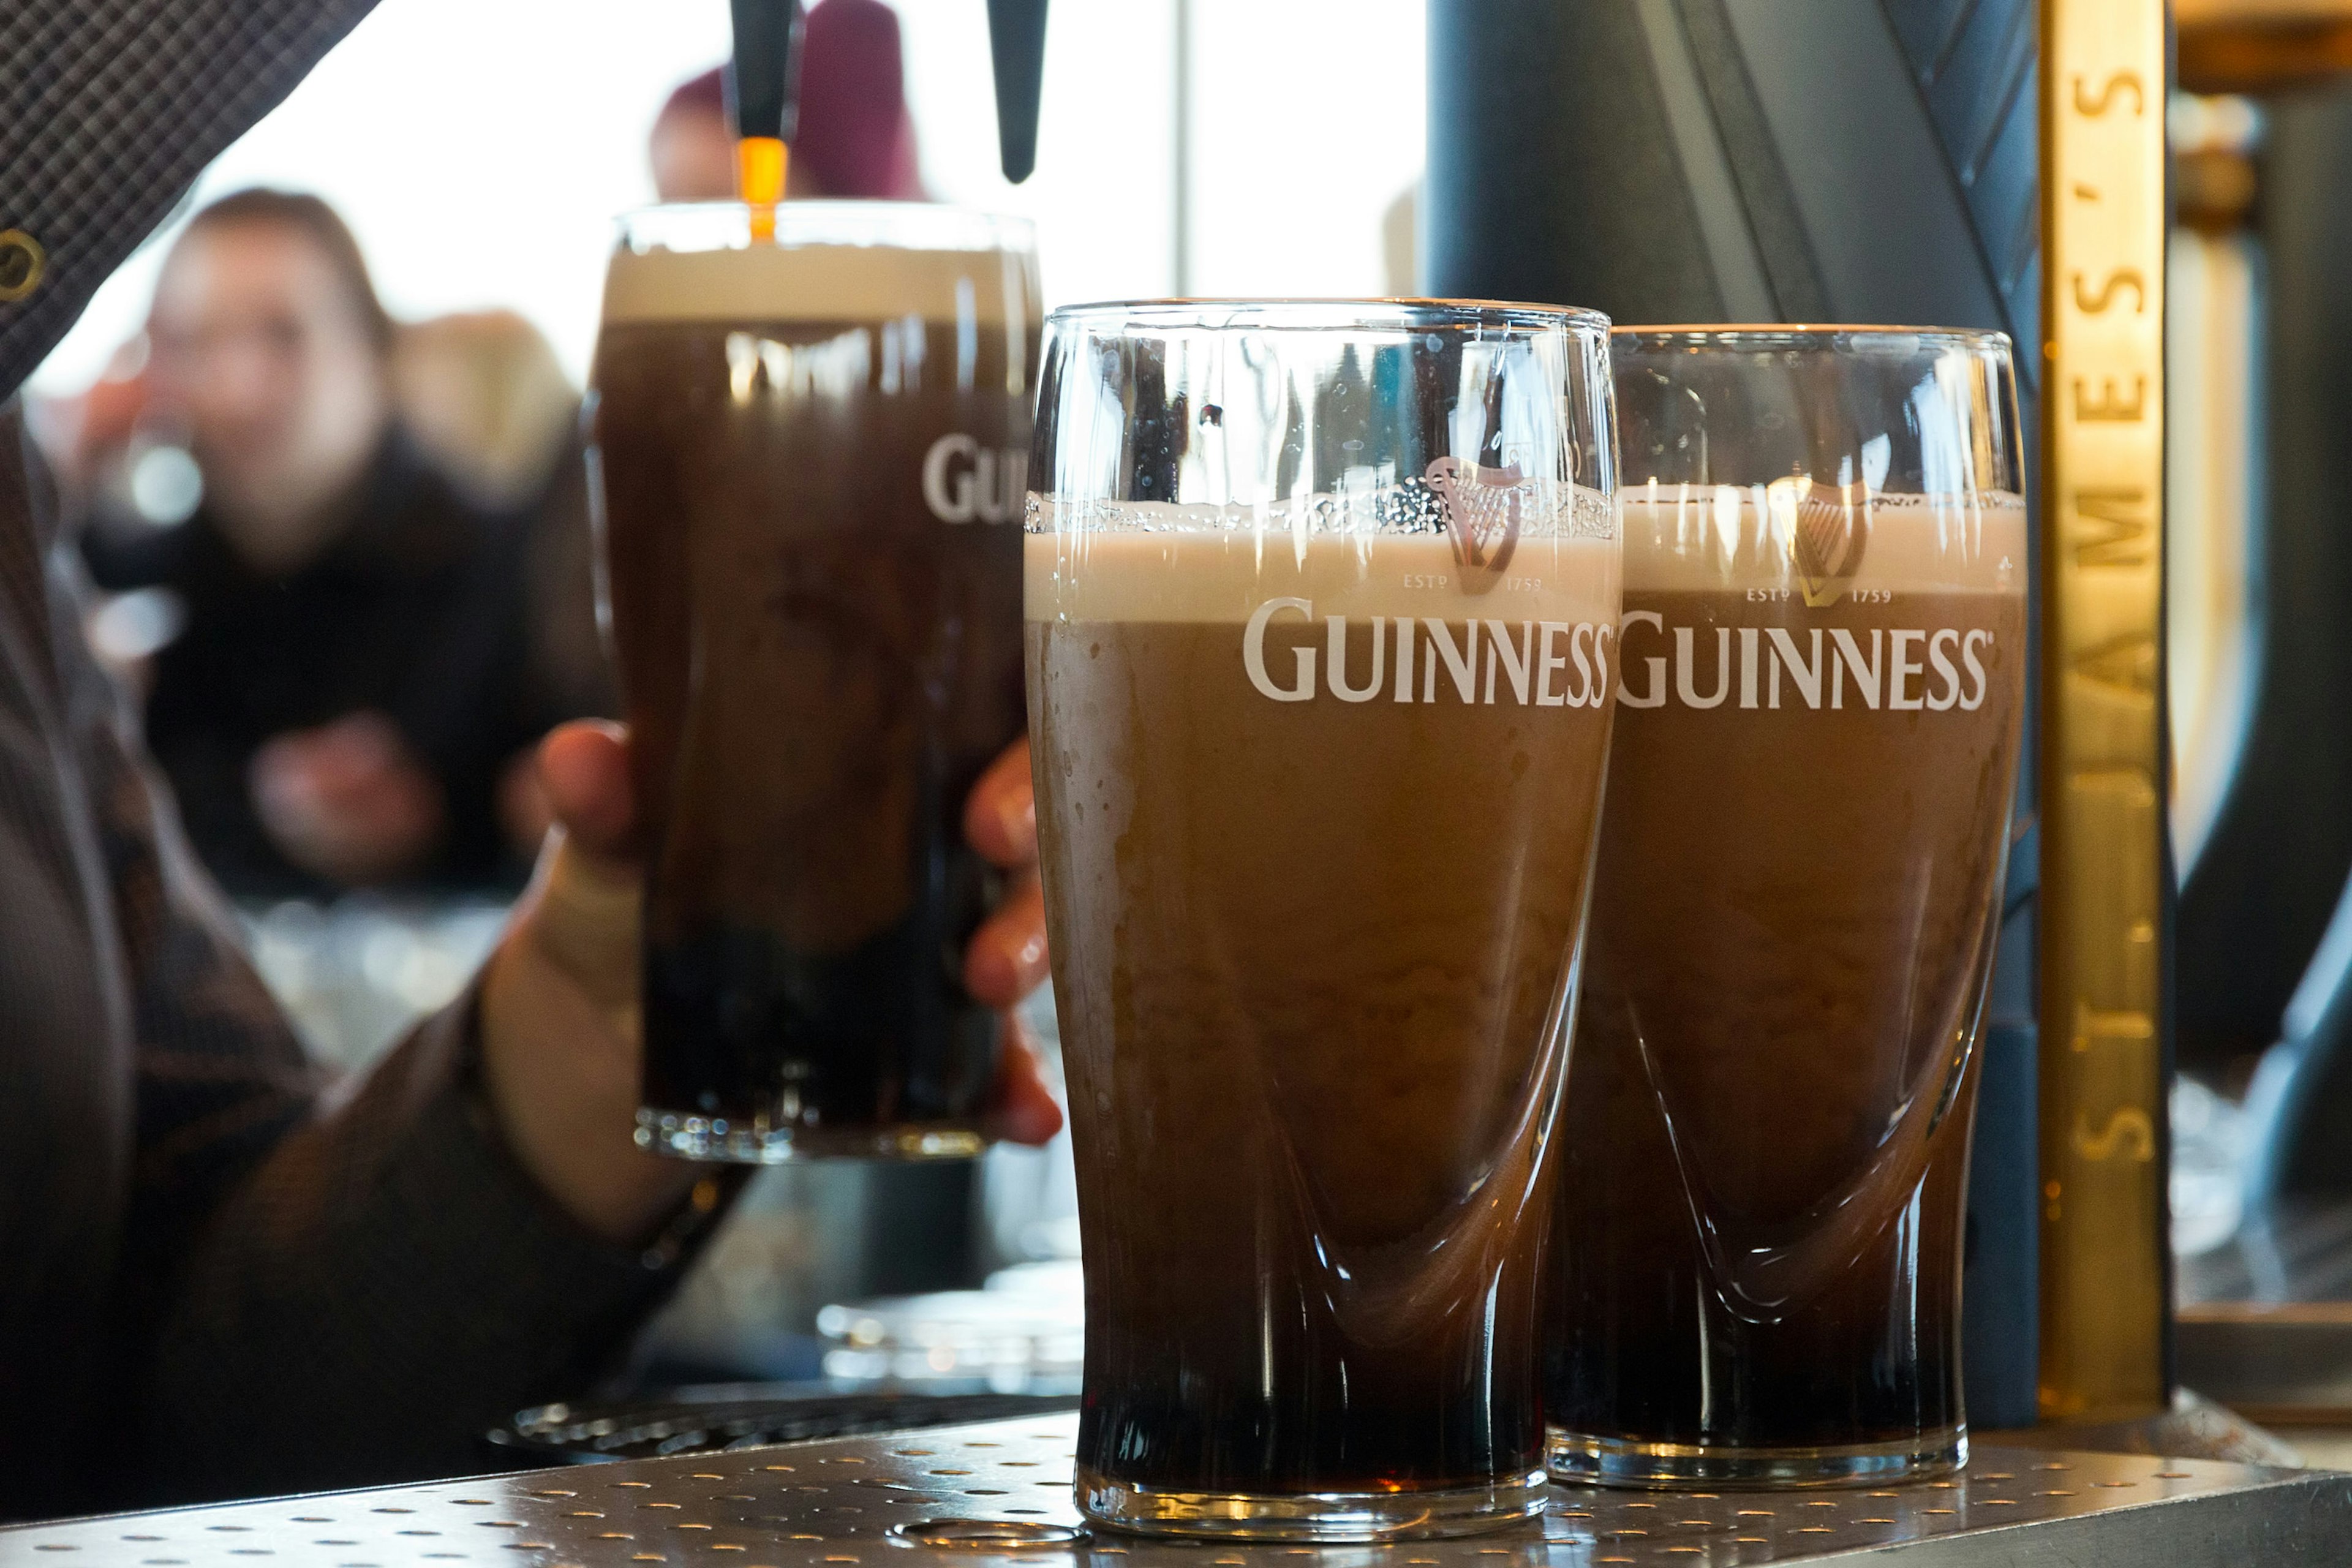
[9,1415,2352,1566]
[496,1389,1079,1463]
[1985,1387,2305,1466]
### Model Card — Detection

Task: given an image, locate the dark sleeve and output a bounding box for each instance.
[137,994,725,1503]
[36,453,719,1505]
[0,0,379,402]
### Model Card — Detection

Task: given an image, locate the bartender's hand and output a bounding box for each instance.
[478,722,1064,1245]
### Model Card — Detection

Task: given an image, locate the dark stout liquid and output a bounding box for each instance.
[1547,585,2027,1455]
[1030,543,1616,1495]
[594,309,1031,1152]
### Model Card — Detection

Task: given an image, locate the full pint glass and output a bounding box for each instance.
[1546,329,2030,1487]
[1028,301,1621,1539]
[590,203,1039,1161]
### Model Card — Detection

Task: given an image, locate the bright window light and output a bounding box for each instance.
[29,0,1423,399]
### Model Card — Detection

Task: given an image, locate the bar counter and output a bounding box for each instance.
[8,1413,2352,1567]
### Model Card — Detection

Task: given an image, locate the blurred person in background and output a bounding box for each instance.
[392,311,579,514]
[391,309,614,852]
[80,190,560,895]
[649,0,926,203]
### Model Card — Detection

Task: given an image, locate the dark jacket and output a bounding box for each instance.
[84,429,548,895]
[0,0,714,1521]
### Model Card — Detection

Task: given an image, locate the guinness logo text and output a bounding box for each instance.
[1616,614,1996,712]
[1244,598,1612,709]
[923,433,1025,524]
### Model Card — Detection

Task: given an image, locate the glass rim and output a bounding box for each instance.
[1044,296,1611,336]
[1612,323,2013,353]
[611,200,1035,252]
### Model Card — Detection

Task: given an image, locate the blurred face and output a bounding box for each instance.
[148,221,390,569]
[650,104,738,203]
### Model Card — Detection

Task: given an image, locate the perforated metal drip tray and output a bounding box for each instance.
[8,1414,2351,1567]
[495,1389,1082,1463]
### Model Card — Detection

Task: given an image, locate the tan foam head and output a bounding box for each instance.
[1025,494,1620,626]
[1621,485,2027,596]
[602,240,1034,328]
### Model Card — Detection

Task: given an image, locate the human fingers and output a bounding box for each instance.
[963,875,1048,1009]
[962,738,1036,870]
[984,1009,1065,1147]
[538,720,637,861]
[518,723,643,1023]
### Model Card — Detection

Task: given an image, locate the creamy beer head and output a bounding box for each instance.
[1614,485,2027,714]
[592,203,1038,1162]
[602,209,1033,328]
[1619,483,2027,594]
[1028,490,1621,710]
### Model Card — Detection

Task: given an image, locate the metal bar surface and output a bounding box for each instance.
[6,1414,2351,1567]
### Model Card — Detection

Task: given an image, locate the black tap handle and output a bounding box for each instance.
[728,0,808,143]
[986,0,1049,184]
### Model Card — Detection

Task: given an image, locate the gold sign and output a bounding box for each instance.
[2038,0,2170,1420]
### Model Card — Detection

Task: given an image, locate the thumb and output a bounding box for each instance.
[526,831,641,1017]
[538,720,637,859]
[517,722,643,1029]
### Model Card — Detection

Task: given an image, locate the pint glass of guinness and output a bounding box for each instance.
[590,204,1039,1161]
[1545,330,2029,1487]
[1028,302,1620,1538]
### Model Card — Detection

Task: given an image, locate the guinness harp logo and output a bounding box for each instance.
[1425,456,1524,593]
[1792,484,1872,608]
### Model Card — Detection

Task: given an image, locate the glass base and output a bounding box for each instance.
[1547,1425,1966,1490]
[636,1107,988,1163]
[1074,1465,1548,1542]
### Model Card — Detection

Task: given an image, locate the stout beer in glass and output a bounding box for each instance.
[1028,301,1621,1539]
[1546,329,2029,1487]
[590,204,1039,1160]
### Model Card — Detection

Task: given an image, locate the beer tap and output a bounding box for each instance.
[986,0,1049,183]
[727,0,805,239]
[732,0,1044,199]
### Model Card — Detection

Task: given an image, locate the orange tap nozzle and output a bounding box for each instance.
[739,136,787,240]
